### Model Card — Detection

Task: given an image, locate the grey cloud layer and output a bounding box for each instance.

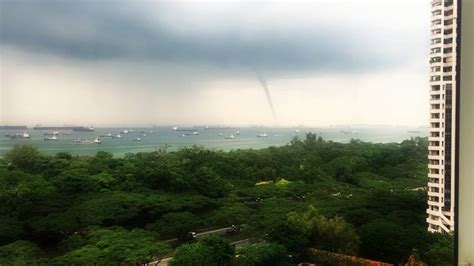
[1,0,421,73]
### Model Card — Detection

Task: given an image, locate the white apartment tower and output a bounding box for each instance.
[426,0,457,233]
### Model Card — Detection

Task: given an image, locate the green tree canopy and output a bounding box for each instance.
[0,240,43,265]
[4,144,42,172]
[54,227,171,265]
[235,242,287,266]
[170,235,234,266]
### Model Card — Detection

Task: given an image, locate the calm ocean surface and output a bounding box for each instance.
[0,126,428,156]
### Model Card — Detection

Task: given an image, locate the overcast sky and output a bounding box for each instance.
[0,0,430,127]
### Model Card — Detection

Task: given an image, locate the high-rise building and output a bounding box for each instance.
[426,0,457,233]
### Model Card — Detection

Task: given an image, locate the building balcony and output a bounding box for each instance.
[426,217,441,228]
[427,218,451,233]
[430,54,442,60]
[428,171,443,178]
[443,61,456,68]
[429,55,442,61]
[429,63,443,71]
[429,91,442,98]
[429,118,442,125]
[430,42,443,50]
[427,200,444,207]
[428,182,443,188]
[428,158,443,165]
[430,85,441,92]
[428,143,442,149]
[428,174,443,179]
[431,30,443,38]
[431,13,443,21]
[428,136,442,143]
[427,171,442,178]
[443,43,455,50]
[429,80,442,87]
[429,98,442,104]
[444,14,455,20]
[428,76,441,81]
[431,7,442,13]
[430,23,442,30]
[429,136,441,142]
[444,32,454,39]
[429,127,444,132]
[428,155,443,162]
[427,208,440,216]
[431,0,442,7]
[428,191,443,197]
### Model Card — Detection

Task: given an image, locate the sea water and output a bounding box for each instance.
[0,126,428,156]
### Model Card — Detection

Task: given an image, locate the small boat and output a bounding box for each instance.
[149,130,154,134]
[141,134,147,137]
[257,133,268,137]
[93,137,101,144]
[133,137,141,141]
[129,129,134,133]
[114,134,122,139]
[172,126,179,131]
[44,135,59,141]
[193,131,199,135]
[121,130,129,134]
[236,131,240,135]
[219,133,223,136]
[11,132,31,139]
[225,134,235,139]
[295,129,300,133]
[74,139,93,145]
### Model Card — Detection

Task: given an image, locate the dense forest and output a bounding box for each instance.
[0,134,453,265]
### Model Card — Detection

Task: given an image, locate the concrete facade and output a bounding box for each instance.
[426,0,457,233]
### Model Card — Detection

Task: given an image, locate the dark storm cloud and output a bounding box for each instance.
[1,0,415,73]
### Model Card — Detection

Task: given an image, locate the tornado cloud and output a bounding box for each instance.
[256,73,278,124]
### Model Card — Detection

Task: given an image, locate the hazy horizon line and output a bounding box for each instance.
[0,123,429,129]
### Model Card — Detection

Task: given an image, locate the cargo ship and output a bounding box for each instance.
[0,125,28,130]
[32,125,95,132]
[73,126,95,132]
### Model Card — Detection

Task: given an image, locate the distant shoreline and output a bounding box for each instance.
[1,126,428,157]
